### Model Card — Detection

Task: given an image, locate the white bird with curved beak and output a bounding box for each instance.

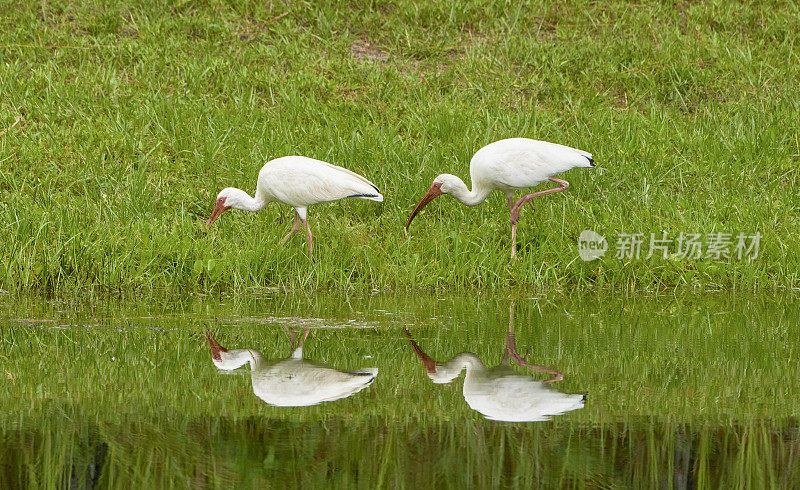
[206,328,378,407]
[206,156,383,257]
[405,138,595,258]
[403,307,585,422]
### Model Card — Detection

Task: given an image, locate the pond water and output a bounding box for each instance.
[1,293,799,487]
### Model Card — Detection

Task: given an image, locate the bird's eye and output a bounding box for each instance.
[218,198,223,203]
[213,354,220,360]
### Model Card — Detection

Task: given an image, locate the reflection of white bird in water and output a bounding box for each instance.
[205,328,378,407]
[404,308,585,422]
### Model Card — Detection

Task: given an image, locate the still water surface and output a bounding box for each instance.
[1,293,798,487]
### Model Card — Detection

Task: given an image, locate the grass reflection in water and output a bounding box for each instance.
[3,415,799,488]
[1,293,799,486]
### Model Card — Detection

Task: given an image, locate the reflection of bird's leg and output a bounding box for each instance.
[505,304,563,383]
[504,332,530,363]
[286,326,311,353]
[501,302,514,364]
[286,326,298,351]
[504,335,563,383]
[510,178,570,259]
[280,211,302,244]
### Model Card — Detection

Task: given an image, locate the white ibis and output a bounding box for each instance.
[206,329,377,407]
[405,138,595,258]
[403,307,585,422]
[206,156,383,256]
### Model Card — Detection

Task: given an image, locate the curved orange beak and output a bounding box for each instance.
[206,198,228,227]
[205,330,228,359]
[405,183,443,230]
[403,328,437,374]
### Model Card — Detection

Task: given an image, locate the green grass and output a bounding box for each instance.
[1,0,799,293]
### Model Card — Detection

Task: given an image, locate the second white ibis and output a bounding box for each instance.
[405,138,595,258]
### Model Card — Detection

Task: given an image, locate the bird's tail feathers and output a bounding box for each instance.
[348,193,384,202]
[348,367,378,377]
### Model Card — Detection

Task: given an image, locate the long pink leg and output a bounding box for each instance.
[508,196,519,259]
[280,211,301,244]
[509,178,570,259]
[507,197,536,259]
[303,217,313,257]
[512,177,570,216]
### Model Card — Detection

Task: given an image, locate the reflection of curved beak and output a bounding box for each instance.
[403,328,437,374]
[206,200,227,227]
[205,330,228,358]
[405,184,443,230]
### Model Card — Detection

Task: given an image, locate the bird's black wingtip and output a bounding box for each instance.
[347,193,380,199]
[586,156,595,167]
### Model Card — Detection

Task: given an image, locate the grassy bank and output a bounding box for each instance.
[1,1,799,292]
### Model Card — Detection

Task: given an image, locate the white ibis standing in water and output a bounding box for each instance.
[405,138,595,258]
[403,306,585,422]
[206,328,378,407]
[206,156,383,256]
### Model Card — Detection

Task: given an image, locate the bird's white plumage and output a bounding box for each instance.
[256,156,383,208]
[212,346,377,407]
[463,364,586,422]
[470,138,593,192]
[424,353,584,422]
[209,155,383,253]
[252,356,378,407]
[405,137,595,257]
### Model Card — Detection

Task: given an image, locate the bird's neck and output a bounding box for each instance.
[248,349,264,367]
[448,178,491,207]
[445,352,485,374]
[229,188,268,212]
[220,349,263,370]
